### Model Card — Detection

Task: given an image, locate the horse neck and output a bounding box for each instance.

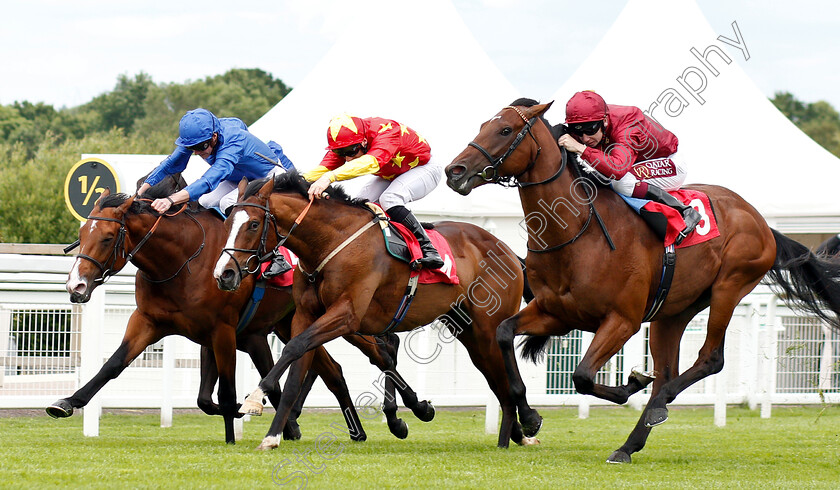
[124,211,210,276]
[270,194,371,266]
[516,130,594,247]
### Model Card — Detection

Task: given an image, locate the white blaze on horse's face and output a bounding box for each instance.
[66,257,86,295]
[213,209,250,279]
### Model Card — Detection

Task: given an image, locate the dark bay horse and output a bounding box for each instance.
[213,173,533,450]
[445,99,840,463]
[56,182,431,444]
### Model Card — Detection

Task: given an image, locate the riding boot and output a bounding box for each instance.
[643,184,702,245]
[262,248,292,278]
[387,205,445,270]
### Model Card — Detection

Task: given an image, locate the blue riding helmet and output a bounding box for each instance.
[175,109,219,147]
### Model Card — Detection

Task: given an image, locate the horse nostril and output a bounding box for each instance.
[447,164,466,178]
[221,269,234,281]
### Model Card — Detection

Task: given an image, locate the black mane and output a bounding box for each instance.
[99,176,187,215]
[242,171,372,211]
[509,97,567,138]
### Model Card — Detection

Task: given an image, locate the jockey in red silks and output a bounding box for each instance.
[303,114,444,270]
[557,91,702,244]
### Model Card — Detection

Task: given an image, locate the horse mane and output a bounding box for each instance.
[99,177,185,215]
[509,98,567,139]
[242,171,373,211]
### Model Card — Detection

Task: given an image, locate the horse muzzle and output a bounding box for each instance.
[216,267,242,292]
[445,163,480,196]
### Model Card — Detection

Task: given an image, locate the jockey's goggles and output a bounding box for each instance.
[187,139,212,152]
[568,120,603,137]
[332,143,364,158]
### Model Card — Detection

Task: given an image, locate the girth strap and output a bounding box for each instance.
[642,244,676,323]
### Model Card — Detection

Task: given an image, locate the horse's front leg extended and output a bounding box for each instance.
[241,297,358,417]
[47,313,162,418]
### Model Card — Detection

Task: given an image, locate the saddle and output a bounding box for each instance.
[365,203,459,285]
[618,189,719,248]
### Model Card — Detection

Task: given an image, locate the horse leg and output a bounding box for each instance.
[642,282,752,428]
[454,319,531,447]
[197,346,221,415]
[497,303,568,446]
[607,316,688,464]
[257,351,317,450]
[47,313,162,418]
[242,298,359,416]
[343,333,435,439]
[285,368,320,440]
[572,312,645,404]
[211,326,240,445]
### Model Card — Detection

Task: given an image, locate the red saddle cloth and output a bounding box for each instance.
[258,246,297,287]
[389,222,459,285]
[643,189,720,248]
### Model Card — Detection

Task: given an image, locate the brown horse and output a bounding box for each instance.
[55,180,432,444]
[213,172,533,450]
[444,98,840,463]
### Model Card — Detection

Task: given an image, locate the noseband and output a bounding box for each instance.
[76,216,127,285]
[467,106,567,188]
[219,201,286,280]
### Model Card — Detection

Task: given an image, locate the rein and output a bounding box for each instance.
[467,107,615,252]
[76,201,205,285]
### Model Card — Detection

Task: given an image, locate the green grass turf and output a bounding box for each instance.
[0,405,838,488]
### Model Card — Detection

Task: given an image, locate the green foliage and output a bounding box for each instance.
[771,91,840,157]
[0,68,289,243]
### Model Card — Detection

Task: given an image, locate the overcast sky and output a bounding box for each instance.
[1,0,839,110]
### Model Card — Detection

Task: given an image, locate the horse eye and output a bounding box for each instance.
[248,221,260,231]
[102,237,113,244]
[501,127,513,136]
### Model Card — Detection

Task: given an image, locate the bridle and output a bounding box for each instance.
[467,106,615,252]
[76,202,205,284]
[467,106,567,188]
[218,200,289,280]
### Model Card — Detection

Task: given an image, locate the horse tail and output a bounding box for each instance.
[518,335,551,364]
[518,255,534,303]
[764,229,840,330]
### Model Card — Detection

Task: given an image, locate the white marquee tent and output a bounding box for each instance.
[546,0,840,235]
[247,0,531,251]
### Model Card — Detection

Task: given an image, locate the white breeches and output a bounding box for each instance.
[198,166,285,211]
[608,153,688,196]
[356,156,443,210]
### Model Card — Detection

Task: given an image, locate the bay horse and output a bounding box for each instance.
[56,180,433,444]
[444,98,840,463]
[213,172,533,450]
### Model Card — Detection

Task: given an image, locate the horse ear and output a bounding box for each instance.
[257,176,274,199]
[527,101,554,118]
[92,187,111,211]
[237,177,249,197]
[117,194,135,214]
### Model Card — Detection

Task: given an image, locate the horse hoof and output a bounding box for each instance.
[239,389,265,416]
[388,418,409,439]
[46,400,74,418]
[351,432,367,442]
[522,415,543,438]
[606,450,632,464]
[518,436,540,446]
[645,407,669,427]
[283,426,302,441]
[413,401,435,422]
[629,368,656,387]
[256,435,280,451]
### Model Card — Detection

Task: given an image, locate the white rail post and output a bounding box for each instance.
[714,359,727,427]
[81,287,105,437]
[623,327,645,410]
[744,302,760,410]
[760,297,778,418]
[234,349,250,440]
[578,332,594,419]
[484,389,500,434]
[160,336,175,428]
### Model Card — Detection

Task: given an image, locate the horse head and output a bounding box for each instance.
[215,177,282,291]
[446,99,554,195]
[66,188,135,303]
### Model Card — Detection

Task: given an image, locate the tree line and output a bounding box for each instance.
[0,75,837,244]
[0,69,289,243]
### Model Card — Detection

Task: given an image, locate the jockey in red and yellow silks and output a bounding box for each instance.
[303,114,444,270]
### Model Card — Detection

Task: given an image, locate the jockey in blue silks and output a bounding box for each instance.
[137,108,296,277]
